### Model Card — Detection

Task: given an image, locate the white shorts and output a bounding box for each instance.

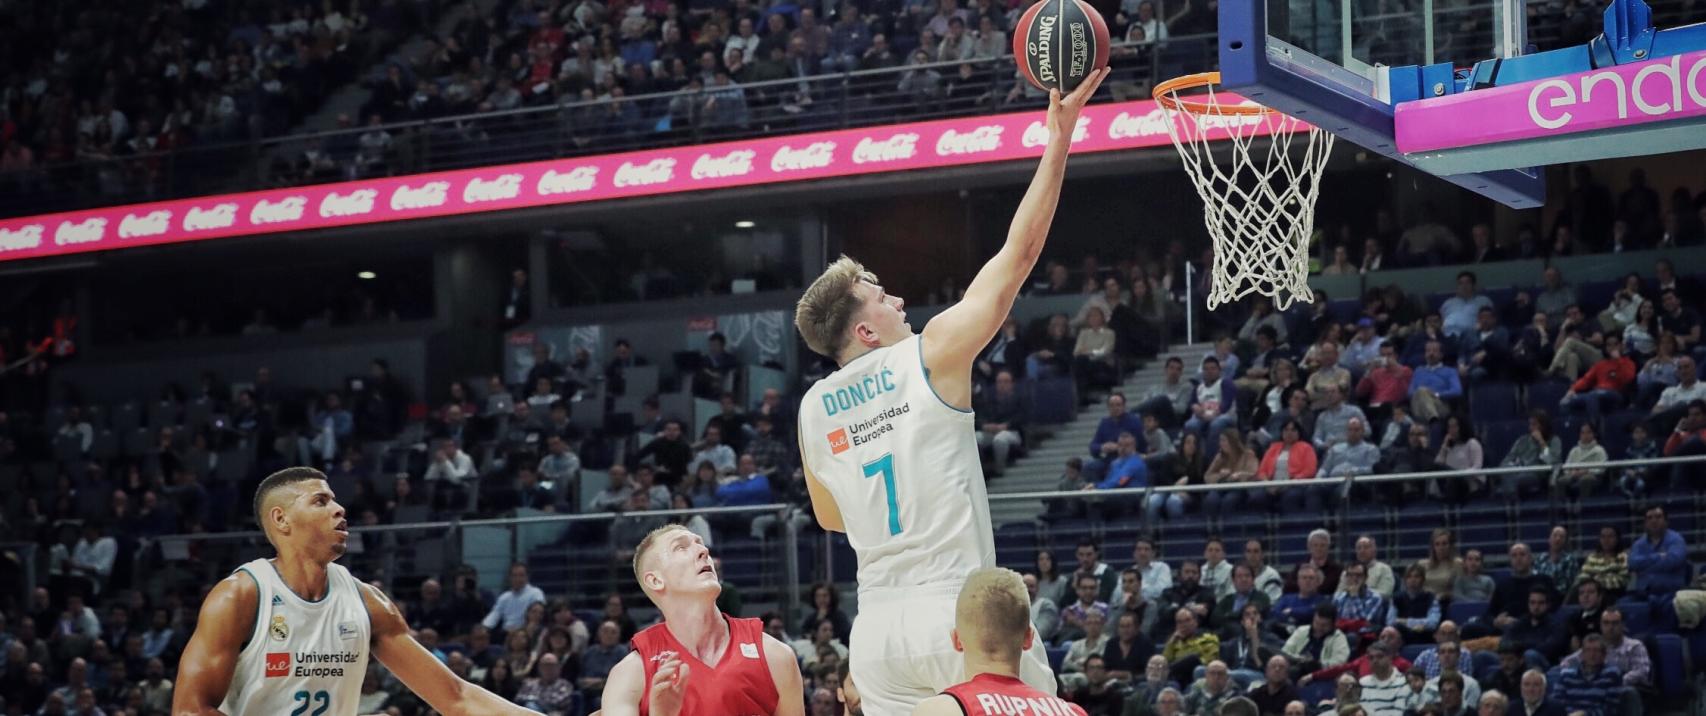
[849,586,1057,716]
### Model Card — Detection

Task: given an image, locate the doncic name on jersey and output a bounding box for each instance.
[820,367,909,454]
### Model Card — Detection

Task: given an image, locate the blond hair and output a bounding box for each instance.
[795,256,876,361]
[632,523,692,594]
[955,567,1033,660]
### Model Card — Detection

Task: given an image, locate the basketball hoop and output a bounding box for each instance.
[1153,72,1334,311]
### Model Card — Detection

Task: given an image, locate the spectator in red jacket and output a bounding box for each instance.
[1662,400,1706,488]
[1560,335,1636,426]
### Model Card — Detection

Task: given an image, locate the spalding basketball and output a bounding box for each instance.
[1013,0,1111,93]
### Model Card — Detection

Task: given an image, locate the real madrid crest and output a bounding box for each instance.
[270,615,290,642]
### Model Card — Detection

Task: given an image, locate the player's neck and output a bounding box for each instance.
[962,654,1021,683]
[270,554,331,601]
[662,598,729,663]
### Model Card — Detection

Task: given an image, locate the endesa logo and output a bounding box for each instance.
[827,428,850,455]
[265,653,290,678]
[1526,53,1706,130]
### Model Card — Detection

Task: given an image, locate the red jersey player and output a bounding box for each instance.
[600,525,804,716]
[911,567,1085,716]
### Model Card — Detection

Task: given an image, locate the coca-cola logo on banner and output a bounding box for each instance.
[183,203,239,231]
[0,224,45,252]
[614,158,676,187]
[1021,117,1092,148]
[935,125,1004,156]
[54,218,107,246]
[391,181,451,210]
[537,167,598,195]
[119,210,173,239]
[852,133,920,164]
[769,141,836,172]
[249,196,308,225]
[1107,109,1168,140]
[463,174,524,203]
[319,189,378,218]
[691,149,757,179]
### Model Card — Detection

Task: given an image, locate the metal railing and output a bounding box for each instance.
[984,453,1706,570]
[121,503,807,619]
[0,35,1212,219]
[3,0,1702,220]
[72,453,1704,623]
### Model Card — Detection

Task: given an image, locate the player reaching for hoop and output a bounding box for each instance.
[599,524,804,716]
[911,568,1087,716]
[172,467,541,716]
[793,68,1109,715]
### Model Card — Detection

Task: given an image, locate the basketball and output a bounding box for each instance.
[1012,0,1111,93]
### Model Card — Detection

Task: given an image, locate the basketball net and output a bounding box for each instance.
[1153,72,1334,311]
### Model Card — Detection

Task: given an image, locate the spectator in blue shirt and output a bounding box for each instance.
[481,563,547,633]
[1628,505,1690,596]
[1439,271,1494,339]
[1408,340,1463,423]
[1088,432,1148,520]
[1084,392,1146,484]
[1549,635,1624,716]
[715,466,775,507]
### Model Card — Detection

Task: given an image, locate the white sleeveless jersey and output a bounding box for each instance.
[221,559,371,716]
[798,334,995,594]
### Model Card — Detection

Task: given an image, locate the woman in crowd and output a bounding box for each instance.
[1576,525,1630,601]
[1203,431,1259,519]
[1432,414,1484,503]
[799,581,852,644]
[1558,423,1608,498]
[1256,419,1319,513]
[1415,528,1462,596]
[1498,410,1561,496]
[1036,549,1072,606]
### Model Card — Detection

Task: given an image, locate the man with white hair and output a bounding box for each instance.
[1477,689,1509,716]
[1515,670,1564,716]
[1288,530,1343,594]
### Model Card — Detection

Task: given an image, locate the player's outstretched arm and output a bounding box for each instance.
[763,633,806,716]
[920,68,1110,408]
[597,652,647,716]
[172,572,259,716]
[910,695,964,716]
[361,583,543,716]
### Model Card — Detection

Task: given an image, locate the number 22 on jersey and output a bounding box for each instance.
[291,690,330,716]
[862,452,902,535]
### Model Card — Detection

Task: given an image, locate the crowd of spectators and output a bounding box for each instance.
[0,0,427,205]
[1028,520,1697,716]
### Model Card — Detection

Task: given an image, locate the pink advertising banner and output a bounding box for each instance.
[0,96,1265,264]
[1395,49,1706,154]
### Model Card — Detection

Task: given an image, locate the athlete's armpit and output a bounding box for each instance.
[172,571,259,716]
[598,652,647,716]
[799,454,845,533]
[763,634,806,716]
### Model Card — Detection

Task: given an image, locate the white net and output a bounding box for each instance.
[1154,76,1335,311]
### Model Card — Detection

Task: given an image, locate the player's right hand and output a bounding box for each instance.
[650,655,690,716]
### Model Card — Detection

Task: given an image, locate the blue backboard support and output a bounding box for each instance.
[1218,0,1548,208]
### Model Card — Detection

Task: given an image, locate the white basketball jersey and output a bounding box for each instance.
[798,334,996,594]
[221,559,371,716]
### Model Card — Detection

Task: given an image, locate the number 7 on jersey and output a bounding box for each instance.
[862,453,902,535]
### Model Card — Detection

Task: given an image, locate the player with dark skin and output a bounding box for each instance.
[172,470,539,716]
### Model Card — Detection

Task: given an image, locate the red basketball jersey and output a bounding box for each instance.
[631,615,779,716]
[944,673,1087,716]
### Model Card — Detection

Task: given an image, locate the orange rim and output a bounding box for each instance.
[1152,71,1275,117]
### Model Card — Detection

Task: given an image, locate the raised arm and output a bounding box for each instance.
[920,69,1109,410]
[171,572,258,716]
[362,583,543,716]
